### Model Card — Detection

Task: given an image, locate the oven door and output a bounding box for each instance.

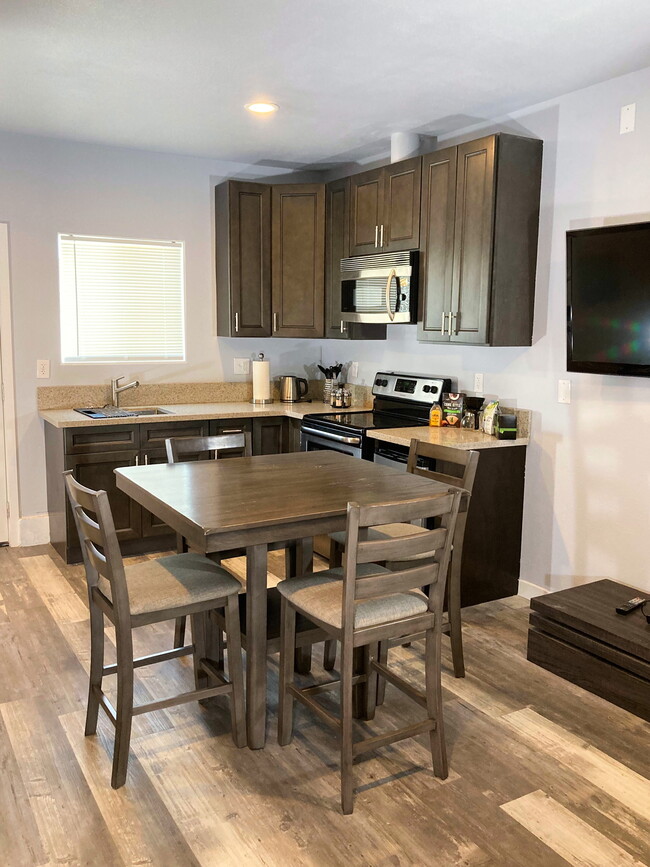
[300,425,363,459]
[374,442,434,472]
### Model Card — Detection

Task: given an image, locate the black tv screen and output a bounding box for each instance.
[567,221,650,377]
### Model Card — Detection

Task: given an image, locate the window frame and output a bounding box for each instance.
[58,233,187,365]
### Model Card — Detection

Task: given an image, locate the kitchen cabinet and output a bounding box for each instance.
[271,184,325,338]
[348,156,421,257]
[418,133,542,346]
[252,417,288,455]
[215,180,272,337]
[324,177,387,341]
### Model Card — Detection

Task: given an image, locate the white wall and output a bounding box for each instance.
[0,131,323,522]
[324,66,650,595]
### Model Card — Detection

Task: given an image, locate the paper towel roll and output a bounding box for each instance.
[252,358,271,403]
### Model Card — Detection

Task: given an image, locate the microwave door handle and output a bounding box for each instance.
[384,269,397,321]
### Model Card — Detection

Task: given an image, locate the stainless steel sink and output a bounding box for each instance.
[74,406,174,419]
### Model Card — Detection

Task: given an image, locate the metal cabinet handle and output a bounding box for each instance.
[385,268,397,322]
[221,429,243,434]
[440,312,447,333]
[374,225,379,248]
[450,312,458,335]
[380,224,384,248]
[234,311,239,333]
[144,454,149,465]
[340,321,346,334]
[134,455,139,466]
[273,312,278,332]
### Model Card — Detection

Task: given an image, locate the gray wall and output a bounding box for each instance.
[323,65,650,594]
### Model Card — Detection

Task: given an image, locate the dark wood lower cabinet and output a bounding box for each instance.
[252,417,288,456]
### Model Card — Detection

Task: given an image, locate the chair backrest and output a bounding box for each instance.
[406,439,479,495]
[342,491,462,631]
[63,470,130,618]
[165,431,252,463]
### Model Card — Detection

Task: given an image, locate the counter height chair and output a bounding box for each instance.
[327,440,479,681]
[64,470,246,789]
[166,433,317,675]
[277,490,461,814]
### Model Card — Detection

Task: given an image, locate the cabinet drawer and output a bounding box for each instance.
[64,424,139,454]
[139,419,209,449]
[209,418,252,437]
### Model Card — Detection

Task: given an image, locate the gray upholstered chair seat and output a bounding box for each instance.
[98,552,241,616]
[277,564,429,630]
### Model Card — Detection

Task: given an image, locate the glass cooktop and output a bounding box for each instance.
[304,410,425,433]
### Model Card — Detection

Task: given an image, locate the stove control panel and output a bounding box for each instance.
[372,372,453,403]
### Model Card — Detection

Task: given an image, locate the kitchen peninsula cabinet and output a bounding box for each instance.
[349,156,421,256]
[215,180,272,338]
[418,133,542,346]
[271,183,325,338]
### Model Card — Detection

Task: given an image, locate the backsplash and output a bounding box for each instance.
[37,380,374,410]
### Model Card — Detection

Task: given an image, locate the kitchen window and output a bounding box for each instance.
[59,234,185,363]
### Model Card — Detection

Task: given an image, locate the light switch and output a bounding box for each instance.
[349,362,359,381]
[620,103,636,134]
[473,373,484,393]
[233,357,250,375]
[558,379,571,404]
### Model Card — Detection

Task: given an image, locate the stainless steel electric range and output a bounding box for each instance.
[300,371,453,462]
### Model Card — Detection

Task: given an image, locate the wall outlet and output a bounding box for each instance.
[620,103,636,134]
[473,373,484,393]
[558,379,571,404]
[349,362,359,381]
[233,357,250,376]
[36,359,50,379]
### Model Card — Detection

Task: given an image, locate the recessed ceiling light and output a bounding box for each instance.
[245,102,279,114]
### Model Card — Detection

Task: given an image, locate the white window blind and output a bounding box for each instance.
[59,234,185,363]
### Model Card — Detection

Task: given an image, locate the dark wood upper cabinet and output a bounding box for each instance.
[348,157,421,257]
[349,168,383,256]
[271,183,325,338]
[215,180,272,337]
[418,133,542,346]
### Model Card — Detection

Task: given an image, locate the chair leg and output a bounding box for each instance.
[278,598,297,747]
[85,603,105,736]
[447,555,465,678]
[173,616,186,649]
[223,596,247,749]
[190,612,208,693]
[340,639,355,815]
[111,629,134,789]
[362,643,378,721]
[329,538,342,568]
[323,639,337,671]
[425,626,448,780]
[375,640,388,707]
[294,644,312,675]
[205,610,225,673]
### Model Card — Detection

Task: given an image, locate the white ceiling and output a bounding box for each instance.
[1,0,649,166]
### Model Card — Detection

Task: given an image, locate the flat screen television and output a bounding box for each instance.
[567,221,650,377]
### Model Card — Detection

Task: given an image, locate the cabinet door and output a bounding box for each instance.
[325,177,350,339]
[271,184,325,338]
[209,418,253,456]
[418,147,457,343]
[139,420,209,452]
[383,157,421,252]
[65,450,141,543]
[349,168,383,256]
[450,136,496,344]
[216,180,271,337]
[252,417,287,455]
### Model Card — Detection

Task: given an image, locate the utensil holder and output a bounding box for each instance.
[323,378,336,404]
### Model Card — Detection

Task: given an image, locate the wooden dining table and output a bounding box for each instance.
[115,450,451,748]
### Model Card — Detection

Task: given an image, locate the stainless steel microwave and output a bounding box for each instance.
[340,250,419,325]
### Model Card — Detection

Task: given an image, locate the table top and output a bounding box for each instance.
[115,450,451,539]
[531,578,649,662]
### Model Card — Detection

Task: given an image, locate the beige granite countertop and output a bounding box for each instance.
[369,426,529,450]
[39,401,372,429]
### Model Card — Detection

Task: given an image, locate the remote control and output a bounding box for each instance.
[615,597,646,615]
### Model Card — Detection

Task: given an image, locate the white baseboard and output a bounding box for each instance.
[517,578,549,599]
[17,514,50,547]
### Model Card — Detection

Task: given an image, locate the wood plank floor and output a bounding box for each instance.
[1,544,649,867]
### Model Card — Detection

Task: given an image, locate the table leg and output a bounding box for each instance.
[292,537,314,673]
[246,543,269,749]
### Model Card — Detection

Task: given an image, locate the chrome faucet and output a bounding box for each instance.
[111,376,140,407]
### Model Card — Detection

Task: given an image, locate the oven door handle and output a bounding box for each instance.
[301,425,361,445]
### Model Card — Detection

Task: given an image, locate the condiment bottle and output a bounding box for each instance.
[429,404,443,427]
